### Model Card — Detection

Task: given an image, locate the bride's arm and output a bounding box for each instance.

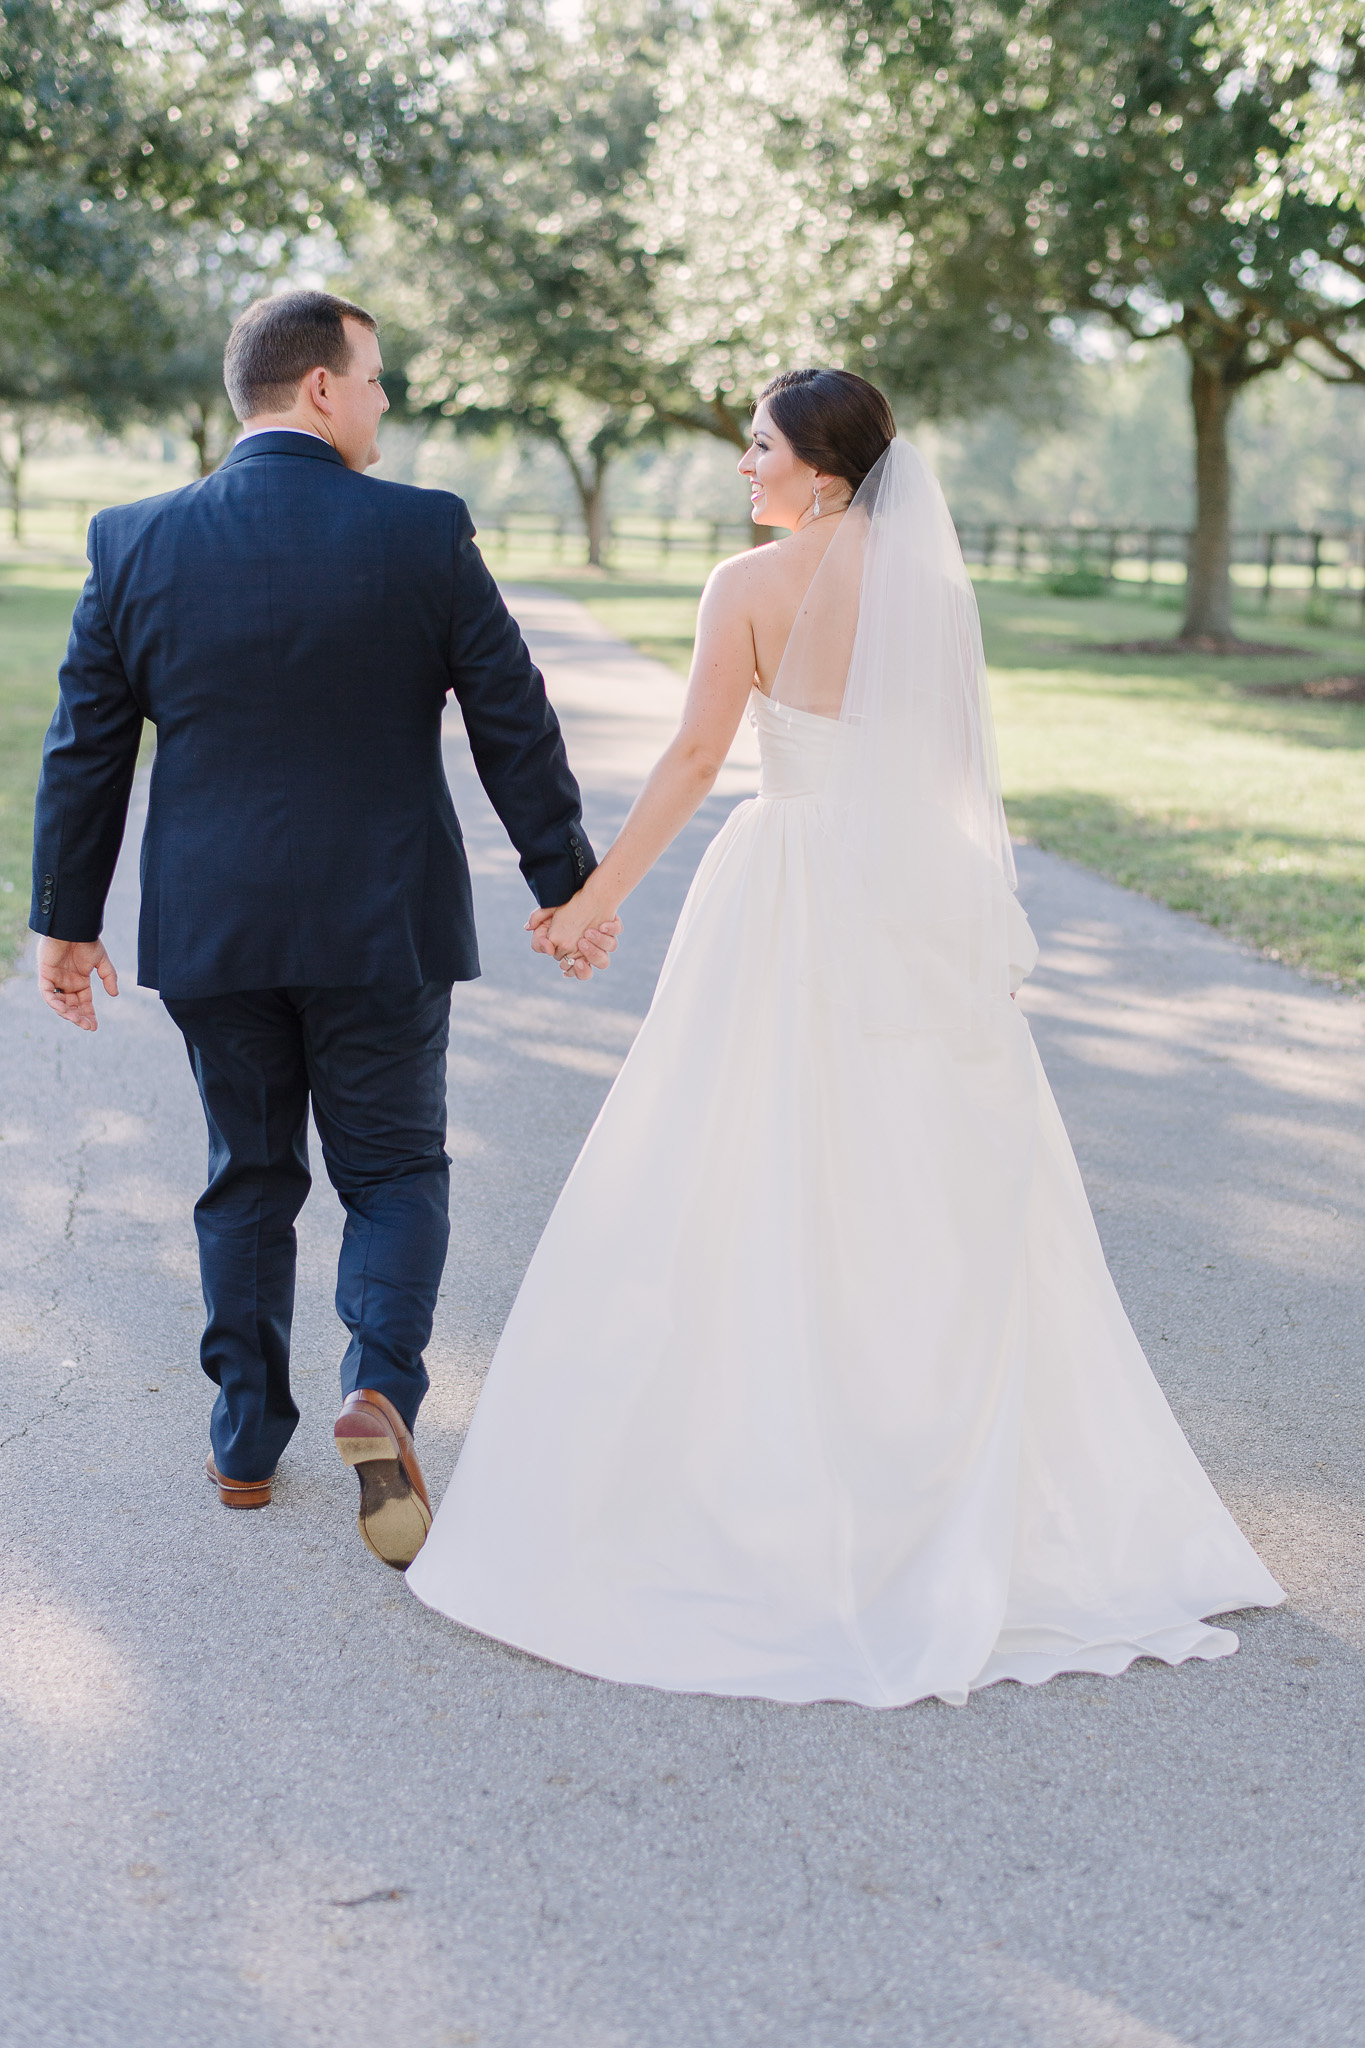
[531,560,760,961]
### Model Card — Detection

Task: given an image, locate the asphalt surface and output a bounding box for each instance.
[1,587,1361,2048]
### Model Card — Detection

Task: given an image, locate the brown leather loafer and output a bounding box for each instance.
[334,1388,432,1569]
[205,1454,274,1510]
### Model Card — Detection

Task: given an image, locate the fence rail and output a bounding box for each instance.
[473,513,1365,616]
[0,496,768,558]
[469,511,766,562]
[953,521,1365,612]
[10,494,1365,615]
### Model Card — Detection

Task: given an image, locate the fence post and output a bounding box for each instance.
[1261,532,1275,607]
[1310,532,1323,595]
[1145,530,1156,584]
[1015,527,1027,578]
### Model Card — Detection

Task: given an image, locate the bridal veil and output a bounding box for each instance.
[771,437,1032,1033]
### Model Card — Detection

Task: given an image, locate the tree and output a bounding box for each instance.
[0,0,437,475]
[367,1,682,561]
[0,2,159,522]
[125,237,292,475]
[626,0,897,444]
[0,0,361,240]
[366,0,1061,558]
[821,0,1365,645]
[0,179,179,531]
[632,0,1063,442]
[1206,3,1365,213]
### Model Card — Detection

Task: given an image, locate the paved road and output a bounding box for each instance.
[1,588,1361,2048]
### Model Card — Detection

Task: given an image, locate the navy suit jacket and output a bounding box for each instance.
[29,431,595,996]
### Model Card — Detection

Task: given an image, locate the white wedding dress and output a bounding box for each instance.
[407,446,1282,1707]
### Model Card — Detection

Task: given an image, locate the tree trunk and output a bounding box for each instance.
[1180,351,1236,643]
[574,451,610,568]
[189,405,215,478]
[584,478,607,567]
[552,431,614,568]
[0,416,27,541]
[710,395,749,449]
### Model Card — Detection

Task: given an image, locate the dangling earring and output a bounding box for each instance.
[812,482,821,519]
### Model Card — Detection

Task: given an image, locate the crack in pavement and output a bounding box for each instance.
[0,1359,79,1452]
[62,1131,94,1246]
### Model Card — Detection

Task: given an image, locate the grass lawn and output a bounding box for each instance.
[979,583,1365,988]
[4,538,1364,988]
[493,545,1365,990]
[0,567,89,971]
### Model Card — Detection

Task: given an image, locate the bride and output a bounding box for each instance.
[406,368,1283,1708]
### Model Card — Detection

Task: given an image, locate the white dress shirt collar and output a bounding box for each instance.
[234,424,330,445]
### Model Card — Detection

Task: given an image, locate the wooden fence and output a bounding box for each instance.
[470,511,766,562]
[953,522,1365,612]
[12,493,1365,614]
[466,512,1365,614]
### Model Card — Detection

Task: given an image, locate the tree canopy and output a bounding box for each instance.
[12,0,1365,594]
[357,0,1064,549]
[1206,2,1365,214]
[817,0,1365,640]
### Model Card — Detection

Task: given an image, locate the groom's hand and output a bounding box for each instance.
[36,936,119,1032]
[527,906,623,980]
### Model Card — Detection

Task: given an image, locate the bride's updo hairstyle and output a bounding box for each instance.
[757,368,897,498]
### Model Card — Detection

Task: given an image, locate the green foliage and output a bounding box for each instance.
[0,571,96,971]
[1204,1,1365,212]
[379,3,678,416]
[813,0,1365,635]
[0,182,172,416]
[361,0,1077,505]
[321,6,685,554]
[1043,567,1111,597]
[0,0,364,233]
[0,0,1083,505]
[0,0,479,468]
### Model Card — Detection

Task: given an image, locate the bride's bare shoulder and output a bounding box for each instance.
[708,539,780,584]
[703,534,804,613]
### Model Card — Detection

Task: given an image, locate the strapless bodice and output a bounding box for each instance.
[751,688,839,799]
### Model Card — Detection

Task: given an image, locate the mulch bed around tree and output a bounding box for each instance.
[1239,674,1365,702]
[1079,636,1314,657]
[1064,635,1365,698]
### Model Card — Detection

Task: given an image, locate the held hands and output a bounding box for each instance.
[527,897,623,980]
[36,937,119,1031]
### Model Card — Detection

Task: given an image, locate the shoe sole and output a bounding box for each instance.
[335,1421,431,1569]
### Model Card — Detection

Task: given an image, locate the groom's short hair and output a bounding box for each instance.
[224,289,378,421]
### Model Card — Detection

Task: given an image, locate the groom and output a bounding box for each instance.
[30,289,617,1567]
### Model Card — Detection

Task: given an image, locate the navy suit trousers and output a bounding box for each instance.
[163,982,453,1482]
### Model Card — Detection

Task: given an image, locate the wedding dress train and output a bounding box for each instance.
[407,447,1282,1707]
